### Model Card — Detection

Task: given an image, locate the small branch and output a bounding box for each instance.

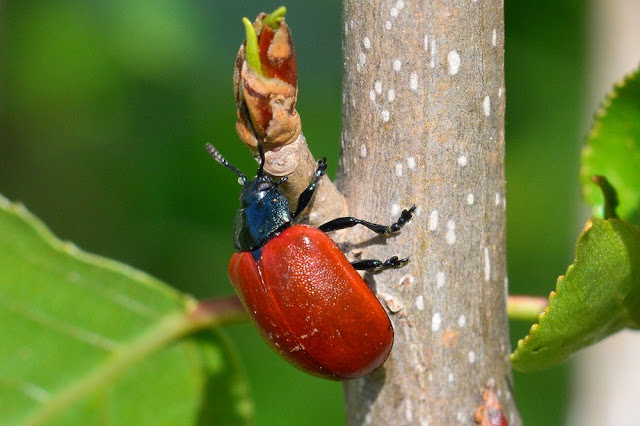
[233,10,347,223]
[507,295,548,322]
[189,295,248,327]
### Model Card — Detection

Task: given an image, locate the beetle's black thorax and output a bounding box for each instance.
[233,175,292,251]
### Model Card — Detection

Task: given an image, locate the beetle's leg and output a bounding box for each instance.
[319,206,416,235]
[274,176,288,186]
[291,157,327,218]
[351,256,409,271]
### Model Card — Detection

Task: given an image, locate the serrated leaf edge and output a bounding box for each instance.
[510,218,640,370]
[579,65,640,216]
[510,220,593,364]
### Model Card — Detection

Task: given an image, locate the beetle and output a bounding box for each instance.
[206,142,415,380]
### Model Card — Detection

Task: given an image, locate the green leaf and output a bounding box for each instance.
[242,17,262,75]
[0,195,252,425]
[262,6,287,29]
[581,66,640,224]
[511,218,640,372]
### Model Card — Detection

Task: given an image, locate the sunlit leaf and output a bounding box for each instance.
[581,66,640,224]
[511,218,640,372]
[0,195,252,425]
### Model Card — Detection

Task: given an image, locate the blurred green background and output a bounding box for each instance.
[0,0,586,424]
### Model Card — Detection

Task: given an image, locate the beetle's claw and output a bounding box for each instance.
[383,256,409,268]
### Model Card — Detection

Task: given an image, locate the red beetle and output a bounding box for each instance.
[206,142,414,380]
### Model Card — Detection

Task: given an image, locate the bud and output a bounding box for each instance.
[234,7,300,149]
[474,385,508,426]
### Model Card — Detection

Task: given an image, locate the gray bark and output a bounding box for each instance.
[338,1,519,424]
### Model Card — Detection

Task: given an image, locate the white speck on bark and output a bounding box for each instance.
[405,399,413,422]
[416,295,424,310]
[447,50,461,75]
[388,89,396,102]
[382,293,403,313]
[467,193,475,205]
[445,220,456,244]
[436,271,445,288]
[446,232,456,244]
[484,246,491,281]
[458,315,466,327]
[483,95,491,116]
[429,210,439,230]
[430,39,437,68]
[410,72,419,91]
[431,313,442,331]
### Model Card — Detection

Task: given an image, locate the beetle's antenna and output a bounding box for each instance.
[257,138,266,177]
[205,143,247,184]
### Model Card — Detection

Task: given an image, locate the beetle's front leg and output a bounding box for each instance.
[319,206,416,235]
[351,256,409,271]
[291,158,327,218]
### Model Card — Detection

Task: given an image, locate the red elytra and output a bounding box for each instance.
[229,225,393,380]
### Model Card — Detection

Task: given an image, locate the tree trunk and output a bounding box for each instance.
[338,1,520,424]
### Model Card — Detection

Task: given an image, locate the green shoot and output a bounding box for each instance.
[242,17,262,75]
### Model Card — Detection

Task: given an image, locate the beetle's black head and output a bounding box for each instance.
[206,143,292,252]
[239,175,275,208]
[234,174,291,251]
